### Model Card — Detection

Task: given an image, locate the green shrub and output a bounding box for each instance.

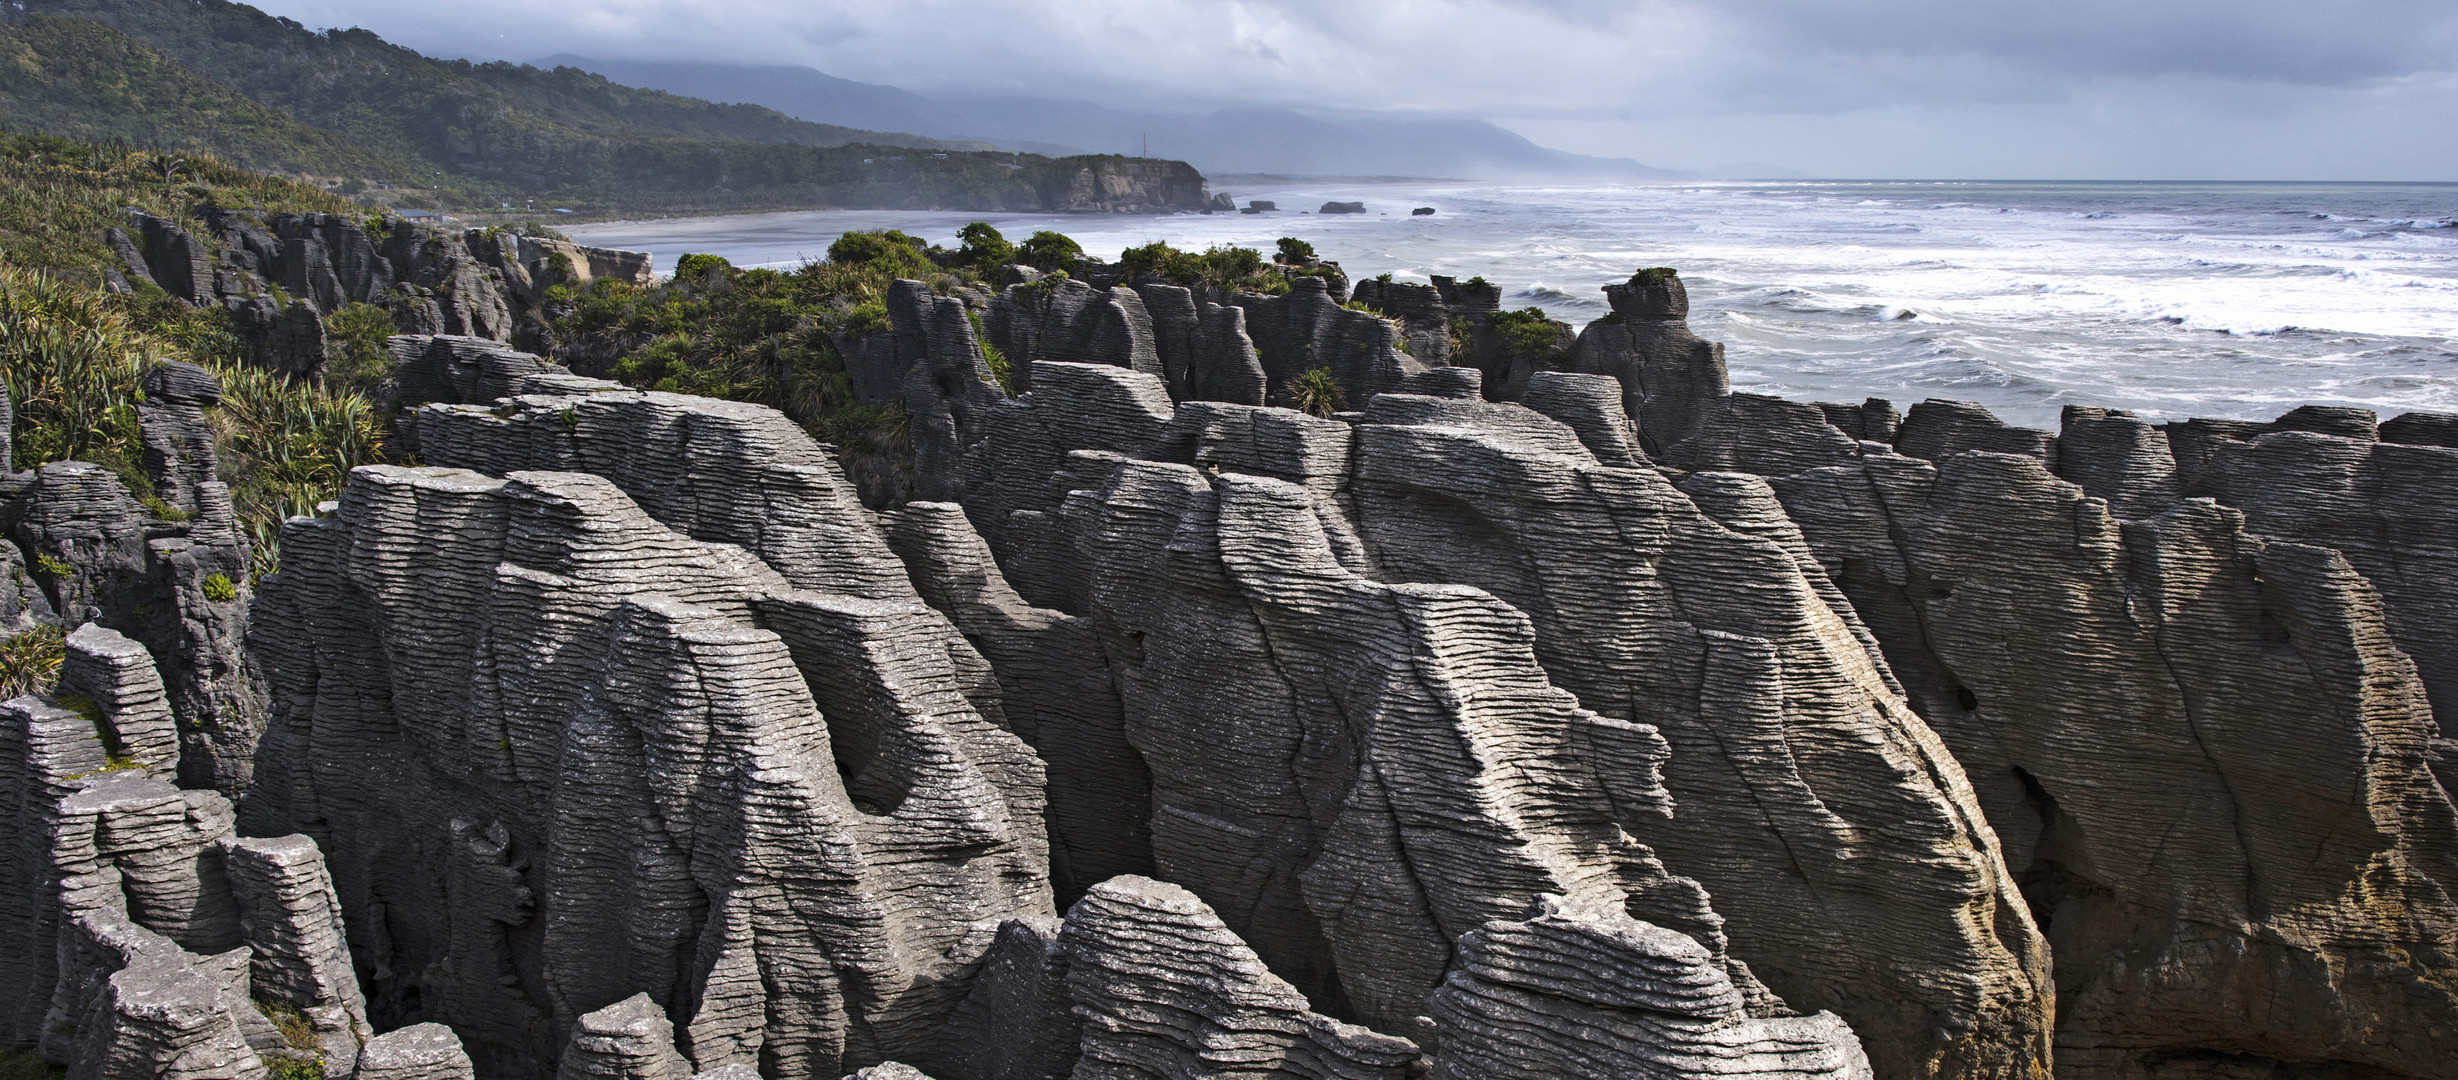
[1018,268,1071,301]
[1118,242,1281,293]
[1276,237,1317,264]
[202,572,239,602]
[824,231,933,280]
[1487,306,1566,369]
[1283,366,1346,418]
[1016,230,1084,271]
[842,301,891,335]
[0,1044,62,1080]
[955,222,1016,270]
[673,253,733,279]
[34,555,72,578]
[1628,267,1679,287]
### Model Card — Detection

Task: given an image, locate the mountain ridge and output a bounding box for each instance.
[540,53,1696,181]
[0,0,1216,214]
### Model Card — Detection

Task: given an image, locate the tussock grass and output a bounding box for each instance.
[1283,367,1347,418]
[0,624,68,701]
[1,261,387,577]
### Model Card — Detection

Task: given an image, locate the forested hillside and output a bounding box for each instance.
[0,0,1212,215]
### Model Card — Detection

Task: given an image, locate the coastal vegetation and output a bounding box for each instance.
[2,134,395,575]
[546,223,1359,463]
[1,260,388,577]
[0,131,357,279]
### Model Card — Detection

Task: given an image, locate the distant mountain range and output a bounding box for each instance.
[538,55,1730,182]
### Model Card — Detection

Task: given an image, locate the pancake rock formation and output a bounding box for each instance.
[4,244,2456,1080]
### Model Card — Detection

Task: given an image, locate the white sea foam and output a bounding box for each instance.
[572,179,2458,430]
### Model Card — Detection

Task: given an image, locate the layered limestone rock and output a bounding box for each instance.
[937,379,1878,1079]
[58,623,181,774]
[61,933,273,1080]
[1894,400,2056,465]
[0,629,376,1079]
[1566,269,1729,455]
[884,504,1148,903]
[18,234,2452,1080]
[931,360,2042,1080]
[912,916,1077,1080]
[1429,894,1872,1080]
[1122,284,1267,406]
[114,206,645,360]
[1346,277,1454,368]
[984,278,1162,392]
[245,465,1051,1078]
[4,456,265,794]
[2154,410,2458,732]
[138,361,225,514]
[1543,268,2458,1079]
[8,359,264,792]
[1339,398,2050,1080]
[558,994,695,1080]
[1057,876,1417,1080]
[11,461,152,627]
[224,835,371,1069]
[1768,446,2458,1080]
[357,1024,479,1080]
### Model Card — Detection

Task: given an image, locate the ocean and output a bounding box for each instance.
[566,180,2458,430]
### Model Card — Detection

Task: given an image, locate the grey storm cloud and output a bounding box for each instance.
[245,0,2458,178]
[256,0,2458,111]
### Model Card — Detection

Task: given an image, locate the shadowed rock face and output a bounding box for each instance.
[1771,446,2458,1080]
[0,629,390,1080]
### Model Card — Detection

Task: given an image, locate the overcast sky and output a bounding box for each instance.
[252,0,2457,179]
